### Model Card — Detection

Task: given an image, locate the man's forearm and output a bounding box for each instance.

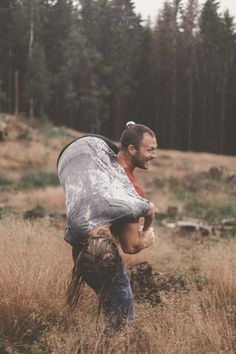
[119,203,156,254]
[143,203,155,231]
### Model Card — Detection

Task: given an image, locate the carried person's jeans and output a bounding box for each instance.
[72,247,134,331]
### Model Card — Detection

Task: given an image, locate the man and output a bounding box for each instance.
[58,122,157,331]
[115,122,157,254]
[100,122,157,330]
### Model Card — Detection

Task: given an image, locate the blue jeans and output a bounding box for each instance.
[102,262,134,331]
[72,247,134,331]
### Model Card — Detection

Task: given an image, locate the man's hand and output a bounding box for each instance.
[140,226,156,248]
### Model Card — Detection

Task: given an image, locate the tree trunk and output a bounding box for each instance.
[220,63,227,154]
[29,2,34,119]
[170,32,177,148]
[8,47,13,113]
[187,41,194,150]
[170,1,180,149]
[14,71,19,117]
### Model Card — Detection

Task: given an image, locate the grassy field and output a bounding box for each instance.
[0,115,235,353]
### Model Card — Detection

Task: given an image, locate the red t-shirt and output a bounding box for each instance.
[124,167,144,198]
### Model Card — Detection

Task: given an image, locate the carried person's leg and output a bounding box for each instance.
[102,262,134,332]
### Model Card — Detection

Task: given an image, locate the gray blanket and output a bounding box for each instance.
[58,136,150,246]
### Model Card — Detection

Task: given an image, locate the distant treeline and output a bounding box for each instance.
[0,0,236,154]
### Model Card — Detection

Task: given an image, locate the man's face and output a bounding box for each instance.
[132,133,158,169]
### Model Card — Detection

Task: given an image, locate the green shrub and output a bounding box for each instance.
[0,207,14,219]
[39,126,77,139]
[23,205,47,219]
[183,198,236,223]
[0,176,12,186]
[16,133,33,141]
[222,229,236,238]
[23,205,65,220]
[18,171,59,189]
[169,172,229,196]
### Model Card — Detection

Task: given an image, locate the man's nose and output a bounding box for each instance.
[151,150,157,159]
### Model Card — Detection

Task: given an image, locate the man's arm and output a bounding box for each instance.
[143,202,155,231]
[118,204,156,254]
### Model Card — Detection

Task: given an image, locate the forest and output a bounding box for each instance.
[0,0,236,155]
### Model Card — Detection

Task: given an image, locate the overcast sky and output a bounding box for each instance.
[133,0,236,23]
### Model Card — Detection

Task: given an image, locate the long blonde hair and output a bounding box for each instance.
[66,236,121,313]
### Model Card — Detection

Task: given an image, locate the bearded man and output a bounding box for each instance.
[58,122,157,332]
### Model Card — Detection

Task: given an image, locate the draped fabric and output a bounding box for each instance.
[58,136,150,246]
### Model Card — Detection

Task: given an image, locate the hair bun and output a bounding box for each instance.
[126,121,136,128]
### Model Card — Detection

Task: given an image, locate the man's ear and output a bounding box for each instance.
[127,144,137,156]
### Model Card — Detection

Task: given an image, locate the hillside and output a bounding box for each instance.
[1,114,235,218]
[0,115,235,354]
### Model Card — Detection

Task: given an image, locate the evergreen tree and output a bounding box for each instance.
[179,0,199,150]
[62,24,107,133]
[153,1,181,149]
[135,21,156,128]
[40,0,75,124]
[218,11,235,153]
[24,42,51,117]
[79,0,143,137]
[198,0,223,152]
[0,0,18,113]
[110,0,143,136]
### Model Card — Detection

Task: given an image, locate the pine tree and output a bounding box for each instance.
[0,0,18,113]
[24,42,51,117]
[135,21,156,128]
[36,0,75,124]
[218,11,235,153]
[153,1,181,149]
[179,0,199,150]
[198,0,223,152]
[62,24,107,133]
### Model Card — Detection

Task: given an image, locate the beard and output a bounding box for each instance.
[132,155,150,170]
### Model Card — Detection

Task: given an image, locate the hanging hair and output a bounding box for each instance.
[120,123,156,150]
[66,236,121,313]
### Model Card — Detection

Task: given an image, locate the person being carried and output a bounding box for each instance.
[57,122,157,332]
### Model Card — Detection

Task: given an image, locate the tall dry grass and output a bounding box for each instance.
[0,218,70,341]
[0,217,235,353]
[197,241,236,302]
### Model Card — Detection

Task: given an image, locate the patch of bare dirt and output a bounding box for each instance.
[129,261,188,305]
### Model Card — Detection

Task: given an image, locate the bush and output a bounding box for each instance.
[18,171,59,189]
[169,172,229,196]
[0,176,12,187]
[23,205,47,219]
[39,126,77,139]
[0,207,14,219]
[183,198,236,223]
